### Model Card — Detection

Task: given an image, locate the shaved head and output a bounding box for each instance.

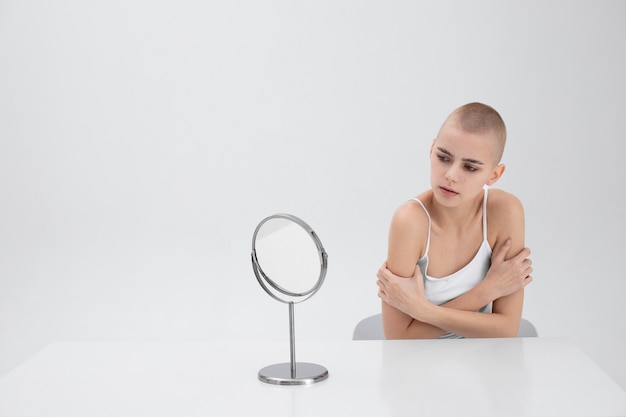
[439,102,507,163]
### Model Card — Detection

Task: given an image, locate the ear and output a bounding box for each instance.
[485,164,505,186]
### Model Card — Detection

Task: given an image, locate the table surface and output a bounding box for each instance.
[0,337,624,417]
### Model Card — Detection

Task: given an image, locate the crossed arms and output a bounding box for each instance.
[377,191,533,339]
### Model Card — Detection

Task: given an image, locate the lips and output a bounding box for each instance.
[439,186,458,196]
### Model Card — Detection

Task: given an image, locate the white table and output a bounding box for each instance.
[0,337,624,416]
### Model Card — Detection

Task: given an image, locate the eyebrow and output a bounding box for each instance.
[436,147,484,165]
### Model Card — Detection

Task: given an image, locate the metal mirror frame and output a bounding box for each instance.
[251,213,329,386]
[251,213,328,303]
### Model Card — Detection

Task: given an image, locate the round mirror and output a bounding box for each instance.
[251,213,329,385]
[252,214,327,303]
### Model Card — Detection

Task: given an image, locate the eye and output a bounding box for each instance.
[465,165,478,172]
[437,154,450,162]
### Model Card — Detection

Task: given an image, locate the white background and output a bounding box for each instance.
[1,0,625,390]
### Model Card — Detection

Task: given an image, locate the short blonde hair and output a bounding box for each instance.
[442,102,507,163]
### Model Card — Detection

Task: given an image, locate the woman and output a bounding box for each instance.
[377,103,533,339]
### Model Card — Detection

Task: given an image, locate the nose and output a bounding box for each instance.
[445,164,459,183]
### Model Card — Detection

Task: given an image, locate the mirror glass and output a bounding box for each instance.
[253,215,325,298]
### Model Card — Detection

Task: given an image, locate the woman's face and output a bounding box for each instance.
[429,123,503,207]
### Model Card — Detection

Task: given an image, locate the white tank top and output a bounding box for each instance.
[412,187,492,339]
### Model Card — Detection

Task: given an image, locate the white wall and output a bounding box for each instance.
[1,0,625,389]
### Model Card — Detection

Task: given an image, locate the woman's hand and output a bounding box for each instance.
[377,263,431,320]
[483,238,533,299]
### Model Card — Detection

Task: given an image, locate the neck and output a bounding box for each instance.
[428,191,483,232]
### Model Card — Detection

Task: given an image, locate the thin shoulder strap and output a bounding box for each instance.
[482,186,489,239]
[410,198,431,256]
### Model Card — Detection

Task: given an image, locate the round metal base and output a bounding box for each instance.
[258,362,329,386]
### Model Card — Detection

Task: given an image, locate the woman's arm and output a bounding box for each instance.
[421,191,528,337]
[379,237,531,311]
[380,191,532,338]
[381,201,442,339]
[379,238,530,338]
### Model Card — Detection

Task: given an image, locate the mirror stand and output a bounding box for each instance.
[258,302,328,386]
[252,213,329,386]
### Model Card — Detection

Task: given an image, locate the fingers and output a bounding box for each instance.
[517,255,533,283]
[494,240,533,271]
[377,279,386,300]
[522,258,533,271]
[377,262,389,281]
[376,274,388,298]
[513,246,531,262]
[522,275,533,288]
[377,268,387,282]
[376,269,384,281]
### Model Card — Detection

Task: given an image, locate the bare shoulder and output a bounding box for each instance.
[487,188,524,217]
[387,192,431,274]
[390,192,431,234]
[486,188,525,243]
